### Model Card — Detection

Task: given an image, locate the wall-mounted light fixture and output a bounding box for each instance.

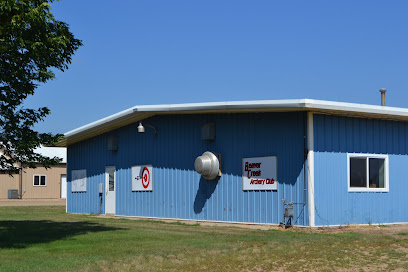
[138,122,157,136]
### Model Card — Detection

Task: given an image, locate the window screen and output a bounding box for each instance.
[34,175,40,186]
[369,158,385,188]
[350,158,366,188]
[40,175,46,186]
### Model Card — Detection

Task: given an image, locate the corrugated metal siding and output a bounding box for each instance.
[314,114,408,225]
[67,112,307,225]
[67,137,106,214]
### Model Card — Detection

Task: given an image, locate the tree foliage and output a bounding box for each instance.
[0,0,82,172]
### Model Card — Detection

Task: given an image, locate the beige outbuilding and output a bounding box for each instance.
[0,147,66,199]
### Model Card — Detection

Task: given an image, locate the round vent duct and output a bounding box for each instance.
[194,151,220,180]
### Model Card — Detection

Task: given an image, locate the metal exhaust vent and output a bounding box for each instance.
[380,88,387,106]
[194,151,220,180]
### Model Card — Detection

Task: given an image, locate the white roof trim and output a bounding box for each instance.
[56,99,408,147]
[64,107,137,137]
[34,147,67,163]
[132,99,408,116]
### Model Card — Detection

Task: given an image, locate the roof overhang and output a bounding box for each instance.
[56,99,408,147]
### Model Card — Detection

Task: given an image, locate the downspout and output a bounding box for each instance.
[307,112,315,227]
[19,163,23,199]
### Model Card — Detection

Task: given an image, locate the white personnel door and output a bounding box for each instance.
[61,174,67,199]
[105,166,116,214]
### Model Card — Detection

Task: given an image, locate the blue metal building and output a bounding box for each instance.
[57,99,408,227]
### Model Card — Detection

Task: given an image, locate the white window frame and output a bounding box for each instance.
[347,153,389,192]
[33,174,47,187]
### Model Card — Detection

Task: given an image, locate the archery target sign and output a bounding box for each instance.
[131,165,153,191]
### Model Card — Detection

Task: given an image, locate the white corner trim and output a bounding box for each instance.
[307,112,315,227]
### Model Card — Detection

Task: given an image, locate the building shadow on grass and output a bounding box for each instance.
[0,220,120,249]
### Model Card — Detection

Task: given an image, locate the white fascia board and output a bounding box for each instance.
[133,98,408,117]
[133,99,307,112]
[65,98,408,138]
[58,98,408,147]
[64,99,305,137]
[303,99,408,118]
[64,107,138,138]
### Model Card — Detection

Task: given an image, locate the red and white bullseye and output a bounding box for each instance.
[141,167,150,189]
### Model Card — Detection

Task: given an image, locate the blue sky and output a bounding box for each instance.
[24,1,408,134]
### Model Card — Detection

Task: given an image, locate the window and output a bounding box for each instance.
[108,170,115,191]
[33,175,46,186]
[348,154,388,192]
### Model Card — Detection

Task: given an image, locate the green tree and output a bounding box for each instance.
[0,0,82,173]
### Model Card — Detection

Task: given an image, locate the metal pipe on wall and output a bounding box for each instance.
[19,163,22,199]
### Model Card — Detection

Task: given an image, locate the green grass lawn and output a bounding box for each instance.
[0,206,407,271]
